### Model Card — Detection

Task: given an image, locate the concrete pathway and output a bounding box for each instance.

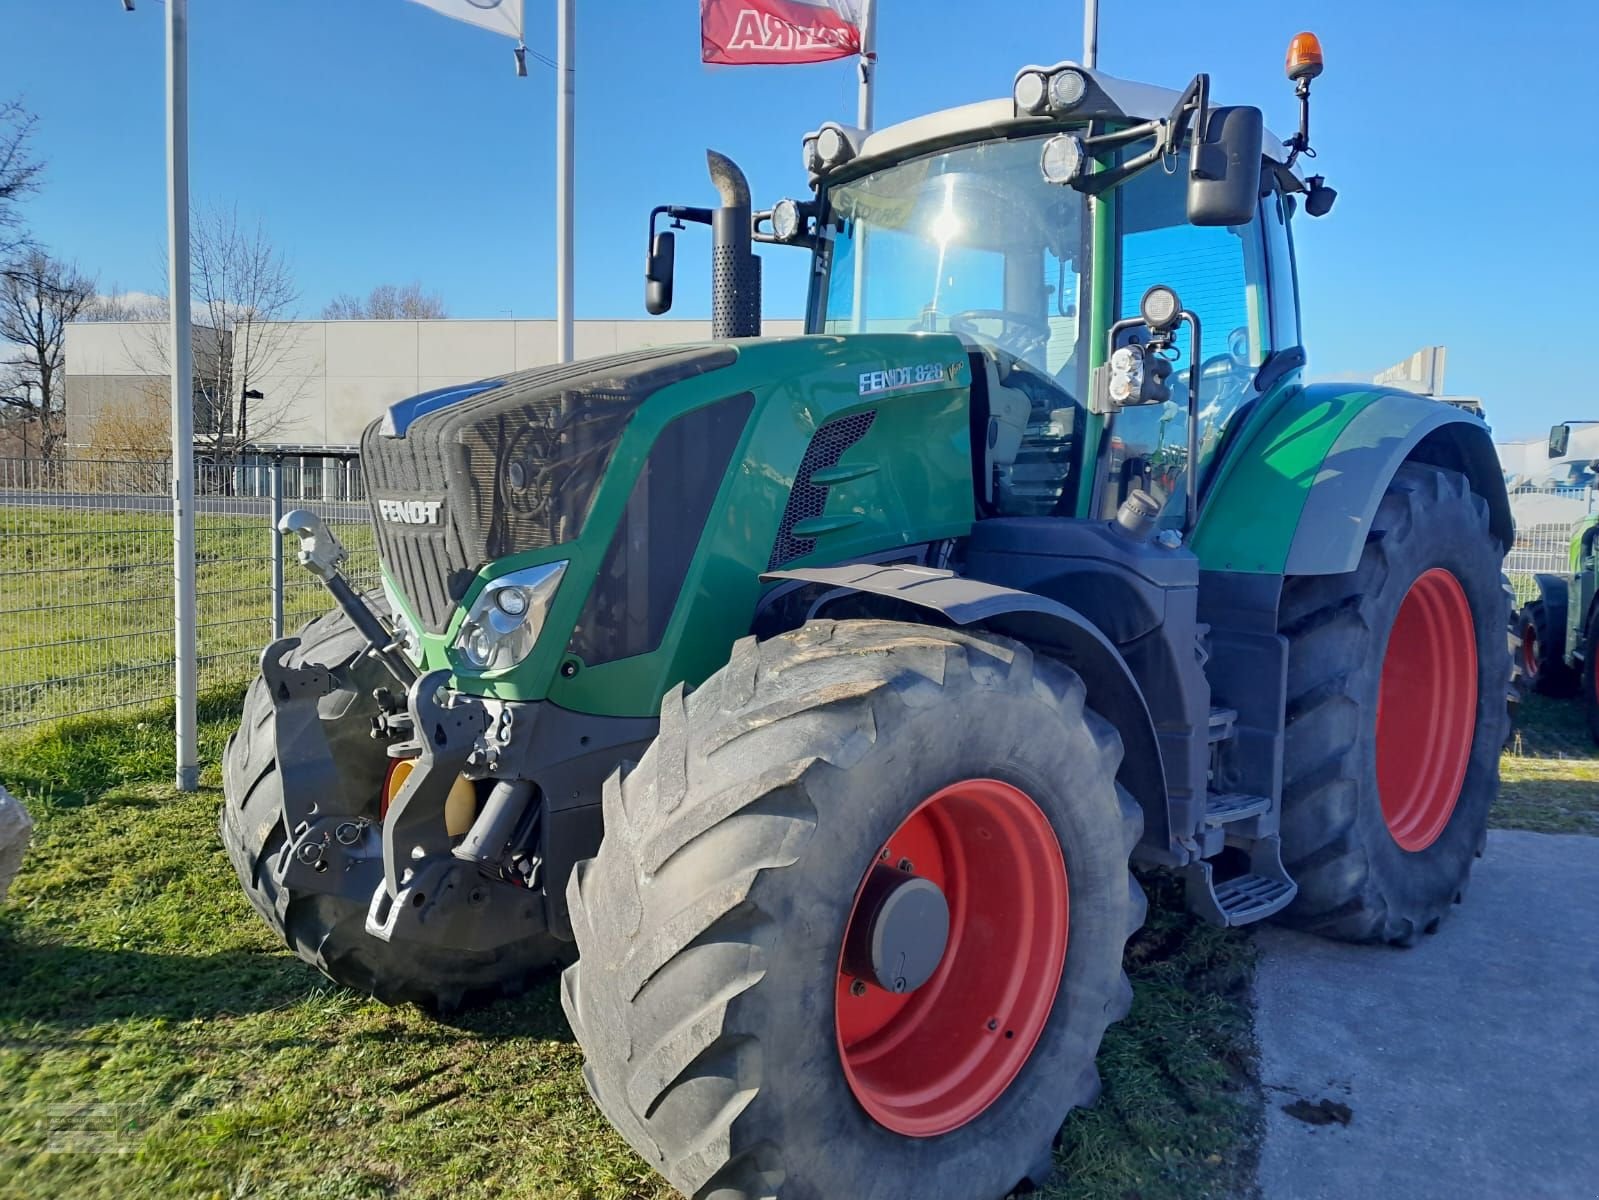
[1253,829,1599,1200]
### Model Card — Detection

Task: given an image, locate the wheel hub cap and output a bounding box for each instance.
[841,867,950,994]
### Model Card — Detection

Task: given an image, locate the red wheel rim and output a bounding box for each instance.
[1376,569,1477,851]
[834,778,1068,1137]
[1521,624,1538,677]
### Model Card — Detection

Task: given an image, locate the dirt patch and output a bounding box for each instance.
[1282,1097,1353,1127]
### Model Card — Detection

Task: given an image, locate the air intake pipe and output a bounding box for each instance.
[707,150,761,339]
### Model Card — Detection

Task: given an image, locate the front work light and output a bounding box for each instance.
[1014,70,1048,114]
[1140,285,1182,333]
[454,560,567,672]
[772,198,804,242]
[1040,133,1087,185]
[1048,67,1088,110]
[816,125,855,169]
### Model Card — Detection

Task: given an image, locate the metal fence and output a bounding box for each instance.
[1506,483,1597,605]
[0,455,378,730]
[1,455,1593,731]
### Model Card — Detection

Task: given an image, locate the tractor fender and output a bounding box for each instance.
[1282,391,1515,576]
[761,563,1169,854]
[1194,385,1513,576]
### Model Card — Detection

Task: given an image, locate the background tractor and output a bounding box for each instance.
[222,34,1513,1200]
[1515,419,1599,741]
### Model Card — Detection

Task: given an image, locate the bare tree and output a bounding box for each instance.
[323,281,447,320]
[85,287,166,322]
[0,250,97,461]
[135,204,305,456]
[0,100,42,260]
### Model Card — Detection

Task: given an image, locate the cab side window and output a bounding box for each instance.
[1262,187,1301,349]
[1111,165,1271,516]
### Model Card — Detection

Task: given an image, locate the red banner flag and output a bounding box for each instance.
[701,0,862,65]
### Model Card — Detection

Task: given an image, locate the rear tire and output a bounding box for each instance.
[220,602,569,1010]
[1274,464,1510,945]
[1582,610,1599,746]
[561,620,1144,1200]
[1516,599,1577,696]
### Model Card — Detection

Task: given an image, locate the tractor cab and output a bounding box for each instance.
[787,61,1328,533]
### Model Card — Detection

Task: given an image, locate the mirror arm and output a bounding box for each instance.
[1077,142,1164,195]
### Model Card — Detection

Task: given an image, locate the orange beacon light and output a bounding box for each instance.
[1286,32,1324,83]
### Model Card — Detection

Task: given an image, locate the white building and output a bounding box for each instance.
[64,317,804,451]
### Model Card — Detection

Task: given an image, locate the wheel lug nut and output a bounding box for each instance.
[896,858,913,872]
[850,979,868,997]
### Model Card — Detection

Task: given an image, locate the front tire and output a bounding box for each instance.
[220,603,568,1010]
[1275,463,1510,944]
[1516,599,1576,696]
[561,620,1144,1200]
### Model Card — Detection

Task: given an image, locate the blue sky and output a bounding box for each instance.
[4,0,1594,438]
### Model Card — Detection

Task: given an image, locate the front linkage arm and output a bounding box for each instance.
[277,509,418,688]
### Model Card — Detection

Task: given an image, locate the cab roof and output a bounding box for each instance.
[836,65,1298,182]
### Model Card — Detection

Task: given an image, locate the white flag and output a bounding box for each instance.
[407,0,524,39]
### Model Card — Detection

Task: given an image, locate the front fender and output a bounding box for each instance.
[1193,383,1513,576]
[761,563,1172,861]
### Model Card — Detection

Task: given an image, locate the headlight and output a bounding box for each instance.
[453,560,567,672]
[382,577,424,666]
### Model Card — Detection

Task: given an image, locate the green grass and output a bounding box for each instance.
[1,693,1589,1200]
[1496,693,1599,835]
[0,698,1260,1200]
[0,505,376,729]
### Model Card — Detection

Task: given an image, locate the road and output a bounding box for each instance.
[1253,830,1599,1199]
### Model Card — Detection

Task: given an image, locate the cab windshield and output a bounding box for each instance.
[817,135,1092,386]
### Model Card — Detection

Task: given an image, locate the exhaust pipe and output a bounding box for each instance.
[707,150,761,339]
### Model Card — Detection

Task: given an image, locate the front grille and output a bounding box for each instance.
[362,345,736,633]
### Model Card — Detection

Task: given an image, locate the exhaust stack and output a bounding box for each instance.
[707,150,761,339]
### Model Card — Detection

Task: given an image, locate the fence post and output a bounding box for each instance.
[270,453,285,640]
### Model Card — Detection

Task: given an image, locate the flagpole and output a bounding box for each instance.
[1082,0,1098,68]
[555,0,574,363]
[856,0,877,130]
[167,0,198,792]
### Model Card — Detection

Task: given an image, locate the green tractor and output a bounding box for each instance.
[223,37,1512,1200]
[1514,419,1599,740]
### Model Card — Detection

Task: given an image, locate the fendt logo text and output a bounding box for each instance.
[378,499,443,526]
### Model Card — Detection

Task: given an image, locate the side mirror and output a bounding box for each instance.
[1188,105,1264,227]
[1549,423,1571,458]
[645,229,676,315]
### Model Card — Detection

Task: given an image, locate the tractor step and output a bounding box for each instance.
[1207,706,1239,744]
[1183,834,1297,927]
[1204,791,1271,825]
